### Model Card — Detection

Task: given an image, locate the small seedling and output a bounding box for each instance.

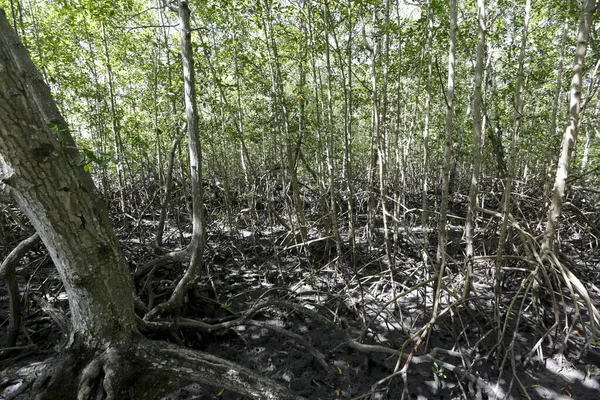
[220,300,232,312]
[432,362,447,379]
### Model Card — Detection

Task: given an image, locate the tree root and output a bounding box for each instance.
[0,233,41,359]
[1,337,304,400]
[134,249,190,280]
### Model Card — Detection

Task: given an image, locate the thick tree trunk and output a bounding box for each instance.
[0,11,138,348]
[0,8,302,399]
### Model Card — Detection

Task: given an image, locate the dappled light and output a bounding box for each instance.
[0,0,599,399]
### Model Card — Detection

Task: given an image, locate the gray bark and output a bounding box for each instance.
[433,0,457,316]
[0,8,303,399]
[147,0,206,317]
[464,0,486,298]
[542,0,597,253]
[495,0,531,341]
[0,11,138,347]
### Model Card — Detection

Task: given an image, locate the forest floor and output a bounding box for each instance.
[1,191,600,400]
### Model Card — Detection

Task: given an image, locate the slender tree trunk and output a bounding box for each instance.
[344,0,356,268]
[322,0,356,264]
[323,0,343,262]
[368,9,380,243]
[464,0,486,299]
[153,58,165,188]
[378,0,394,270]
[433,0,457,316]
[364,5,378,244]
[485,59,507,181]
[293,4,309,245]
[580,103,596,170]
[199,29,257,226]
[420,3,433,265]
[545,20,568,196]
[101,21,127,216]
[495,0,531,341]
[156,135,181,246]
[542,0,597,253]
[306,4,328,240]
[147,1,206,317]
[82,17,110,197]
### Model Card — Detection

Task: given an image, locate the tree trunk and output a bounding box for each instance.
[379,0,394,270]
[323,0,343,261]
[146,0,206,317]
[495,0,531,345]
[544,20,568,197]
[101,21,127,216]
[542,0,597,253]
[0,8,302,400]
[464,0,486,299]
[433,0,457,316]
[420,1,433,266]
[0,13,138,349]
[156,135,181,246]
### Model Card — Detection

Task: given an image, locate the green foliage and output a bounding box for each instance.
[432,362,447,380]
[1,0,597,196]
[220,300,233,312]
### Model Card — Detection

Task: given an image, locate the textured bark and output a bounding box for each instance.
[0,8,302,399]
[0,10,138,347]
[542,0,597,253]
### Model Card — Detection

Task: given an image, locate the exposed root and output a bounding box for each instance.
[2,337,304,400]
[134,249,190,280]
[0,233,41,359]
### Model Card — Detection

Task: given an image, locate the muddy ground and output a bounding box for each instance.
[1,193,599,400]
